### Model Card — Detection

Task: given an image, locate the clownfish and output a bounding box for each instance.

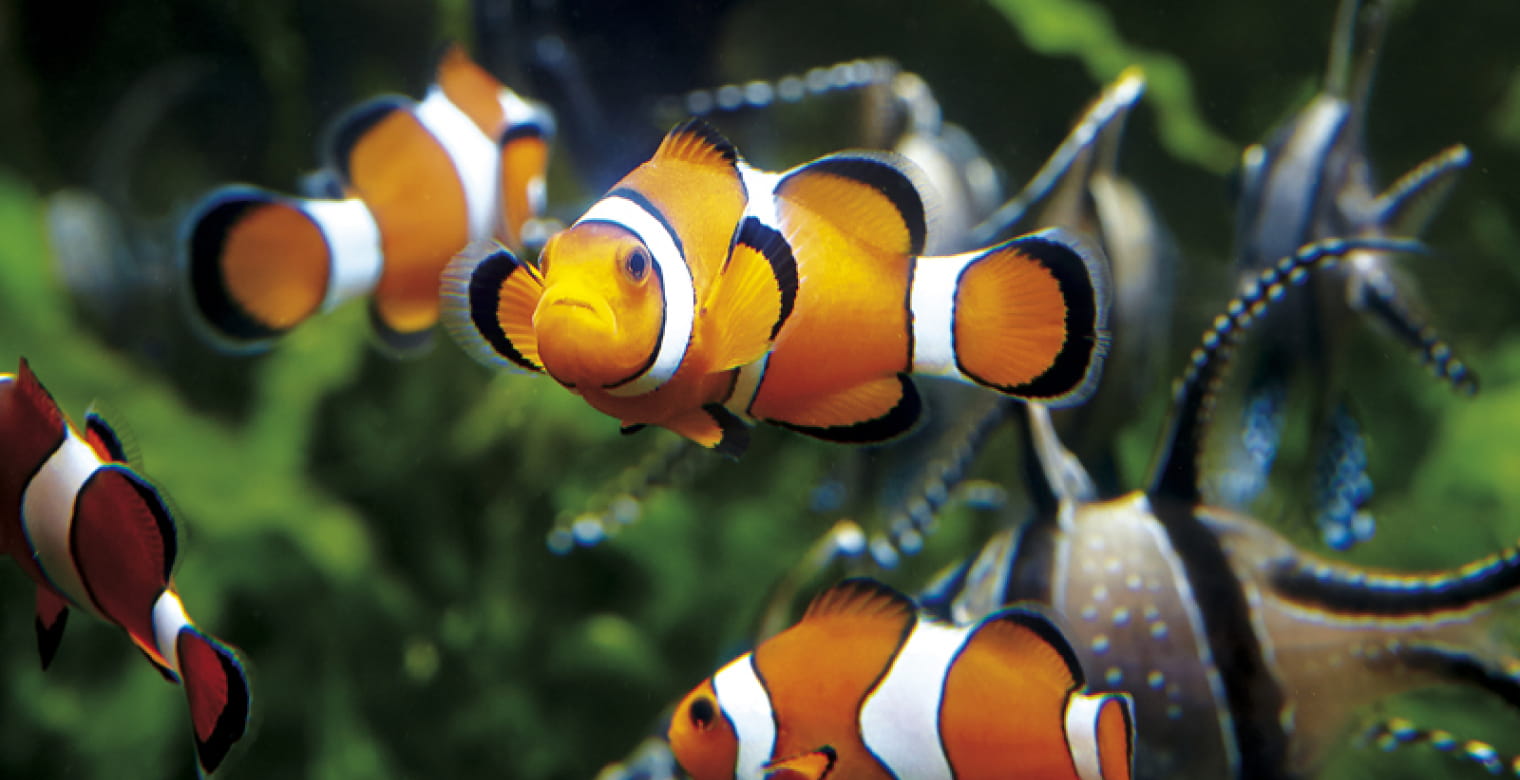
[668,578,1134,780]
[184,44,555,353]
[444,119,1110,456]
[0,359,251,774]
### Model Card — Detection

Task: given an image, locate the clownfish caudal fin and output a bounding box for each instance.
[1065,691,1136,780]
[769,375,923,444]
[182,187,383,351]
[705,218,797,371]
[911,227,1112,407]
[440,240,545,373]
[663,404,752,458]
[175,626,251,774]
[34,587,70,670]
[775,151,934,256]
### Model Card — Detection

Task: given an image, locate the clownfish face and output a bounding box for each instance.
[533,222,664,389]
[668,679,739,780]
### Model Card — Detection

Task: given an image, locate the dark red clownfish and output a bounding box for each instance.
[0,359,251,775]
[444,119,1111,456]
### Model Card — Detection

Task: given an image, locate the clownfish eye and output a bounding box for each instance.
[622,246,651,283]
[689,696,716,730]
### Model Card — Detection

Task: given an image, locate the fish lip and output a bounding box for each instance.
[548,298,597,313]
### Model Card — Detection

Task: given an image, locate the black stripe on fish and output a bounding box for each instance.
[460,248,543,373]
[703,404,751,460]
[732,218,798,341]
[1269,543,1520,617]
[501,121,548,145]
[327,96,412,188]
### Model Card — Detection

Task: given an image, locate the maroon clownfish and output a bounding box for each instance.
[185,44,555,353]
[0,359,251,774]
[444,119,1110,456]
[667,578,1134,780]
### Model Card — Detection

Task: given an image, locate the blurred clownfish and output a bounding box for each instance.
[0,359,251,775]
[444,119,1110,456]
[184,45,555,354]
[667,578,1134,780]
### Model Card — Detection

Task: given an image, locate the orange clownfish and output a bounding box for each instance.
[0,359,251,774]
[444,119,1110,456]
[184,44,555,353]
[668,578,1134,780]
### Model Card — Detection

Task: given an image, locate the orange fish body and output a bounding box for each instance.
[185,45,554,353]
[0,359,251,775]
[445,120,1110,455]
[667,578,1134,780]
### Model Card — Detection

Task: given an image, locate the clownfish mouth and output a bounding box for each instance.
[549,298,597,313]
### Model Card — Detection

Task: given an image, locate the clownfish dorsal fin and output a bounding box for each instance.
[432,43,505,137]
[704,218,796,371]
[653,118,740,170]
[15,358,65,433]
[767,375,923,445]
[325,95,413,189]
[803,577,917,626]
[441,241,545,373]
[775,151,934,257]
[34,586,70,670]
[83,403,141,467]
[966,603,1084,690]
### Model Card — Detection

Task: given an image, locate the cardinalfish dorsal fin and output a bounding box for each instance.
[1148,236,1425,504]
[172,620,252,775]
[652,118,741,169]
[1363,717,1520,777]
[70,466,178,646]
[774,151,933,257]
[441,241,546,373]
[704,218,797,372]
[917,228,1111,407]
[33,586,70,670]
[803,577,917,625]
[769,374,923,444]
[183,187,382,351]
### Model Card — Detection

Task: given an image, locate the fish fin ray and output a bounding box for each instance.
[969,602,1084,688]
[802,577,916,625]
[176,626,252,774]
[776,151,932,256]
[654,118,740,169]
[706,218,795,370]
[441,241,545,372]
[663,405,751,458]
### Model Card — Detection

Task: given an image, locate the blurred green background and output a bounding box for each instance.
[1,0,1518,777]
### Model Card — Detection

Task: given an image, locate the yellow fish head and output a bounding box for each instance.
[668,679,739,780]
[533,222,664,389]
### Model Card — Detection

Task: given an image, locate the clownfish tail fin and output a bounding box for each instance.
[181,187,384,352]
[34,586,70,670]
[175,626,251,775]
[440,240,545,373]
[1064,691,1136,780]
[912,227,1111,407]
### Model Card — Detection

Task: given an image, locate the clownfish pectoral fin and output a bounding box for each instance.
[34,587,70,670]
[664,404,751,458]
[767,375,922,444]
[923,228,1111,407]
[653,118,740,169]
[175,626,252,775]
[182,187,383,351]
[803,577,916,624]
[83,404,139,466]
[705,217,797,371]
[775,151,934,256]
[1064,691,1135,780]
[763,746,838,780]
[441,240,545,373]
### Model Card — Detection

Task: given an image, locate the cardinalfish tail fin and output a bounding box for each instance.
[1363,717,1520,777]
[1065,691,1136,780]
[174,624,252,775]
[182,187,383,351]
[911,227,1111,407]
[440,240,545,373]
